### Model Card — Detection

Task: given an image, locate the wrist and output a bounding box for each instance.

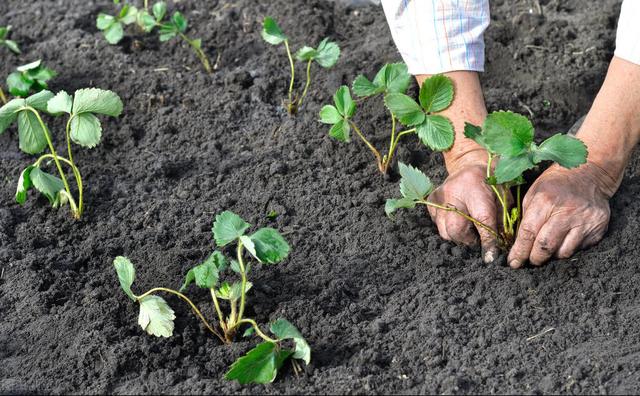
[444,146,488,174]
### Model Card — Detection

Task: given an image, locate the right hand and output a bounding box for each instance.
[426,150,502,263]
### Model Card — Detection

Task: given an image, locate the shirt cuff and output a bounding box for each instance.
[615,0,640,65]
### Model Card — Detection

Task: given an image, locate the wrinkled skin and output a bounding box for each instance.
[507,162,615,268]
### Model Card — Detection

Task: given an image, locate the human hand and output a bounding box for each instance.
[427,150,503,263]
[508,162,617,268]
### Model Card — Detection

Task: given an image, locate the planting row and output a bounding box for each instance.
[0,5,588,385]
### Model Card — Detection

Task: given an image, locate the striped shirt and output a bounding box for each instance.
[381,0,640,75]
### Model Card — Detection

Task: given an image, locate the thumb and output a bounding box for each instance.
[466,198,500,263]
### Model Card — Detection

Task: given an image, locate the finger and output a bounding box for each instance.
[508,201,549,269]
[556,227,584,259]
[529,220,569,266]
[466,198,499,263]
[428,205,451,241]
[444,207,478,246]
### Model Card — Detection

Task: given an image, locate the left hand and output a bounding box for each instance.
[508,162,617,268]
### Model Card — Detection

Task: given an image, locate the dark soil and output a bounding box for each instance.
[1,0,639,394]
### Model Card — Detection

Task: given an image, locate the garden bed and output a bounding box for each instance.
[1,0,639,393]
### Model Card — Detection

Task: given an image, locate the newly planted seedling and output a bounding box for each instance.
[320,65,455,174]
[0,26,20,54]
[386,111,588,248]
[262,17,340,115]
[6,60,56,98]
[0,88,123,219]
[113,211,310,384]
[97,1,212,73]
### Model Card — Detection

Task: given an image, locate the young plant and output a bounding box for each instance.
[386,111,588,248]
[6,60,56,98]
[97,1,212,73]
[113,210,311,384]
[261,17,340,115]
[0,88,123,219]
[0,25,20,54]
[320,65,455,174]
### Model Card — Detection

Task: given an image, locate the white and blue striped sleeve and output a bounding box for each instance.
[380,0,490,75]
[615,0,640,65]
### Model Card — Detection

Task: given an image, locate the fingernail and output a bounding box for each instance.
[483,249,496,264]
[509,259,522,269]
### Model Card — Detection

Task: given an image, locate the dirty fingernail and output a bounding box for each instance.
[509,259,522,269]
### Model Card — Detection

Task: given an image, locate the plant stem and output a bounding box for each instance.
[178,32,212,74]
[283,39,296,113]
[236,241,249,324]
[34,153,84,216]
[144,0,148,9]
[210,288,227,331]
[295,59,313,109]
[487,154,510,236]
[26,107,78,218]
[384,128,416,173]
[516,184,522,233]
[417,200,503,244]
[64,116,84,216]
[234,318,279,343]
[348,120,383,172]
[137,287,227,343]
[0,86,7,104]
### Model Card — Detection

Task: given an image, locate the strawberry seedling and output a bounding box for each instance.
[262,17,340,115]
[0,26,20,55]
[320,65,455,174]
[113,211,310,384]
[97,1,212,73]
[0,88,123,219]
[6,60,56,98]
[386,111,588,248]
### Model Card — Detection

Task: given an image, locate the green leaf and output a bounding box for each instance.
[180,268,195,292]
[419,74,454,113]
[72,88,123,117]
[96,13,116,30]
[225,342,292,384]
[295,46,317,61]
[171,12,187,33]
[159,30,177,42]
[384,197,416,217]
[47,90,73,114]
[398,162,433,200]
[416,115,455,151]
[137,11,157,32]
[243,327,255,338]
[270,318,311,364]
[26,90,54,111]
[0,98,23,134]
[494,154,536,184]
[230,259,241,274]
[216,281,253,301]
[193,251,226,289]
[483,111,534,157]
[463,122,485,148]
[532,133,588,169]
[30,167,64,206]
[374,63,411,94]
[70,113,102,148]
[212,210,251,246]
[249,228,290,264]
[351,75,383,98]
[113,256,136,301]
[16,60,41,72]
[4,40,20,54]
[240,234,257,258]
[104,21,124,44]
[17,110,47,154]
[138,295,175,337]
[318,105,342,124]
[384,93,425,126]
[0,26,7,39]
[119,5,138,25]
[314,38,340,68]
[152,1,167,21]
[333,86,355,118]
[261,17,286,45]
[328,119,350,142]
[7,71,32,97]
[27,67,56,85]
[15,165,34,204]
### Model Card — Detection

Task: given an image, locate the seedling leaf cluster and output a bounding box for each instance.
[0,88,123,218]
[114,211,310,384]
[6,60,56,98]
[387,110,588,247]
[0,26,20,54]
[320,64,455,174]
[97,1,212,73]
[262,17,340,114]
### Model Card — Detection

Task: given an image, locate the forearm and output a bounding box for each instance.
[416,72,488,171]
[575,56,640,196]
